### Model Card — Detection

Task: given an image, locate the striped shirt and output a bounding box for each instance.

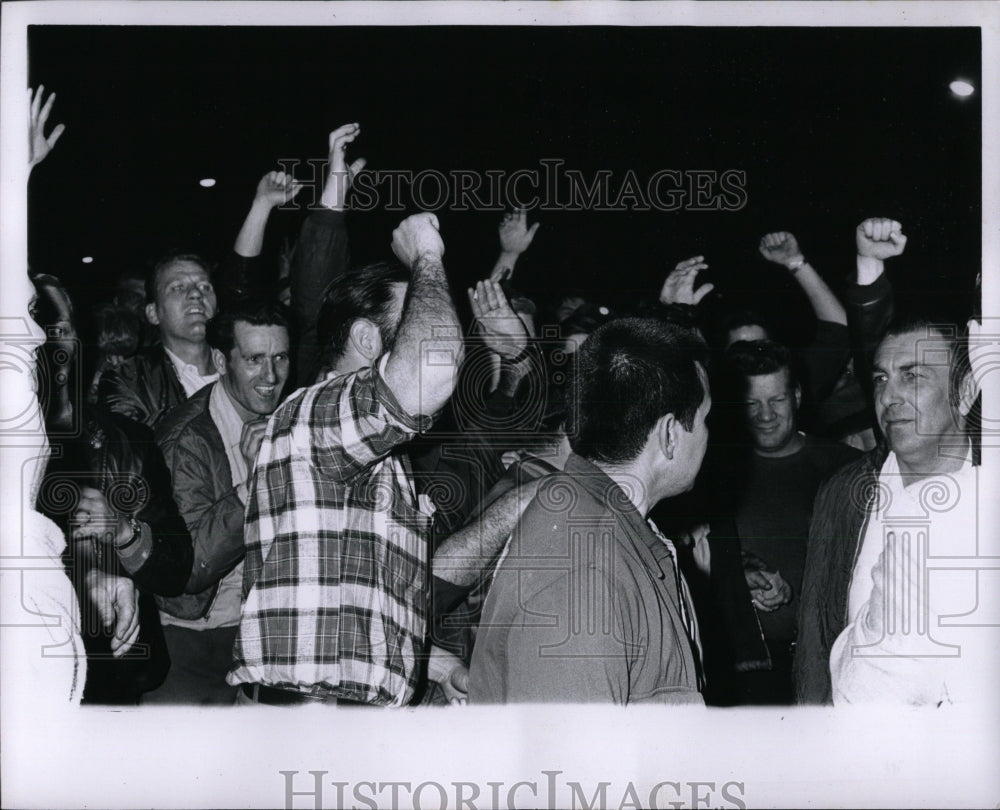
[227,355,432,705]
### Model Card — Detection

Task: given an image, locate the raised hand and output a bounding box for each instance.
[255,170,303,208]
[758,231,804,269]
[468,279,529,360]
[856,218,907,260]
[499,209,540,255]
[28,85,65,169]
[391,212,445,268]
[321,123,367,211]
[659,256,715,306]
[83,569,141,657]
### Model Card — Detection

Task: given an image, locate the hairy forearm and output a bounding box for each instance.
[793,263,847,326]
[433,483,537,586]
[385,254,463,416]
[233,198,273,258]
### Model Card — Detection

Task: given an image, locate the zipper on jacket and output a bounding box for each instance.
[843,469,879,623]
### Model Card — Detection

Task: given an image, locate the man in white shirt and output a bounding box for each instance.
[797,317,993,705]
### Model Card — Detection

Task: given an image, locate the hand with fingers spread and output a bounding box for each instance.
[29,85,65,170]
[321,122,367,212]
[468,279,529,359]
[491,209,540,283]
[83,569,141,657]
[255,170,303,209]
[659,256,715,306]
[856,218,907,261]
[759,231,805,271]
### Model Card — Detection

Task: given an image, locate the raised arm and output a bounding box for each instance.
[848,218,904,400]
[489,208,540,283]
[233,170,303,258]
[384,213,463,417]
[28,85,65,174]
[292,124,365,385]
[759,231,847,326]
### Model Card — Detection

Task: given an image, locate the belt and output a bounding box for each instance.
[240,682,371,706]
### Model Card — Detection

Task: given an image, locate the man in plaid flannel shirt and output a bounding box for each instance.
[228,212,464,705]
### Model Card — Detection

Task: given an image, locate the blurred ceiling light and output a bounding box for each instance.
[199,178,217,188]
[81,256,94,264]
[949,79,975,97]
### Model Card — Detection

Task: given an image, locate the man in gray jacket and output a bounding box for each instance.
[146,299,291,704]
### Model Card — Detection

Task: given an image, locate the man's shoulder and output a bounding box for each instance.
[813,445,883,511]
[154,384,216,446]
[801,434,864,474]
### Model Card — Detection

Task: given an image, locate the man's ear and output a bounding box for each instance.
[145,302,159,326]
[658,413,677,461]
[211,348,228,376]
[957,369,978,418]
[349,319,382,361]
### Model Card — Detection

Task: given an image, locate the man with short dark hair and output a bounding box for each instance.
[148,299,291,703]
[722,339,859,704]
[469,317,710,704]
[797,318,987,705]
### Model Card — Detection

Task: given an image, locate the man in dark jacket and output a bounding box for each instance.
[145,299,291,704]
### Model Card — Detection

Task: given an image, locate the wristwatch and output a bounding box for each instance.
[118,516,142,551]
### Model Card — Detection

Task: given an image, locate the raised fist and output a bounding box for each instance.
[758,231,804,269]
[856,218,907,260]
[255,170,303,208]
[392,212,445,268]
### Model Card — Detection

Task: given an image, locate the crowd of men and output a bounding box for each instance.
[17,86,992,708]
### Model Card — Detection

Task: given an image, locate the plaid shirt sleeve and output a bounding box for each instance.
[306,355,431,483]
[229,355,434,704]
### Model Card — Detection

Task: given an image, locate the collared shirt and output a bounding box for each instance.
[829,449,997,705]
[227,355,432,705]
[163,345,219,397]
[469,454,704,705]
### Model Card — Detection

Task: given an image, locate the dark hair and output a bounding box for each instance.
[206,298,291,359]
[881,315,971,416]
[567,317,709,464]
[724,339,798,391]
[720,308,772,346]
[561,302,614,338]
[145,250,214,304]
[95,305,140,359]
[315,261,410,368]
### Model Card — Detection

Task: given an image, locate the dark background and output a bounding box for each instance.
[27,25,981,339]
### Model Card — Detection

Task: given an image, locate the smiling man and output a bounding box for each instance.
[147,299,291,703]
[98,252,220,428]
[796,317,983,705]
[722,340,860,704]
